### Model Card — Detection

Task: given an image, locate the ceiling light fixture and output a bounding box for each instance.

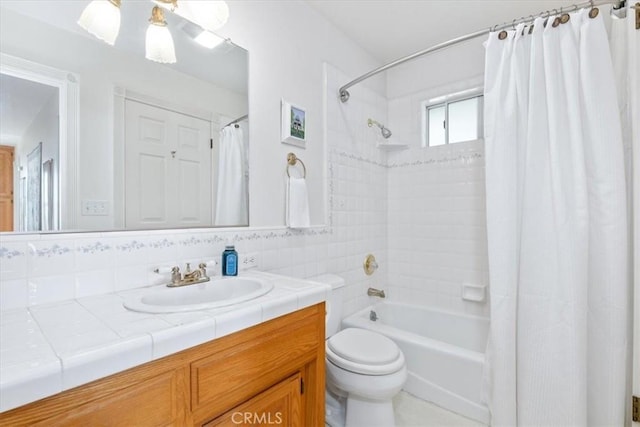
[77,0,122,45]
[179,20,226,50]
[194,30,225,50]
[145,6,177,64]
[77,0,230,64]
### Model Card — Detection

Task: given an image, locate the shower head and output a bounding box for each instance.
[367,118,392,139]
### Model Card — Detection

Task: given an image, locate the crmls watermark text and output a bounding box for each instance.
[231,411,283,425]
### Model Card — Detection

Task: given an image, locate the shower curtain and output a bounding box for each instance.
[483,9,629,427]
[215,126,248,226]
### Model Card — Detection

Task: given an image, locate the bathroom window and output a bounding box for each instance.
[423,92,483,147]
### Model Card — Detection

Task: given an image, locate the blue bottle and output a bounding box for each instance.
[222,244,238,276]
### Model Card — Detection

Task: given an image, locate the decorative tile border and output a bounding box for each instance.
[387,152,483,169]
[77,242,112,254]
[0,247,25,259]
[115,241,146,252]
[331,149,387,168]
[330,147,483,170]
[30,244,73,258]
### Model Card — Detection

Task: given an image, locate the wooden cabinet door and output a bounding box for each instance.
[204,373,302,427]
[28,368,190,427]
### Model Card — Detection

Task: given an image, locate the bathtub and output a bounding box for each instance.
[342,302,490,425]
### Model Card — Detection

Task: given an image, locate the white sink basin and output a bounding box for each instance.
[123,276,273,313]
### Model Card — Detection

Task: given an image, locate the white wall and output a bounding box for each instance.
[218,1,385,227]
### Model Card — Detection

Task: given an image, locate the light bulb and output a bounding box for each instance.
[145,6,177,64]
[77,0,121,45]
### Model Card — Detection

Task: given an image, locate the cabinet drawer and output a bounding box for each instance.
[203,373,301,427]
[191,309,320,418]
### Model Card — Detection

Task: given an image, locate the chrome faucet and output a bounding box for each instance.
[161,262,211,287]
[367,287,385,298]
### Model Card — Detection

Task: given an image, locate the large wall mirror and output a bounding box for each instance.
[0,0,249,234]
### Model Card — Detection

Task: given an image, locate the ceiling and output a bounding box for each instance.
[306,0,579,63]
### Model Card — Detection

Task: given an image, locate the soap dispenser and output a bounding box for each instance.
[222,243,238,276]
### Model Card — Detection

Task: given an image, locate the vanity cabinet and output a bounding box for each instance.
[0,303,325,427]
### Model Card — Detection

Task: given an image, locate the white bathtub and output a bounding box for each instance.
[342,302,490,424]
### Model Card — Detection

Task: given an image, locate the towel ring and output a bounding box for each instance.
[286,152,306,178]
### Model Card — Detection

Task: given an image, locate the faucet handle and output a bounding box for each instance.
[201,260,217,276]
[154,265,177,274]
[198,263,209,278]
[171,266,181,284]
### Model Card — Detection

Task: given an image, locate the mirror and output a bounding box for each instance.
[0,0,249,233]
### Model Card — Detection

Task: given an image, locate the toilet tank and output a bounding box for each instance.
[308,274,345,338]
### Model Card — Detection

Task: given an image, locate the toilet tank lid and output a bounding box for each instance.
[308,274,345,289]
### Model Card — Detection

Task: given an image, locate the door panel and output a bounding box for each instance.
[138,153,167,223]
[125,100,211,229]
[0,145,14,231]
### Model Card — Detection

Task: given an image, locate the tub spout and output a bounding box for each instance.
[367,287,385,298]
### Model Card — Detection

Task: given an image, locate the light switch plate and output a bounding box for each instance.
[81,200,109,216]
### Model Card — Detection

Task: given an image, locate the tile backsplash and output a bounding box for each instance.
[0,227,331,311]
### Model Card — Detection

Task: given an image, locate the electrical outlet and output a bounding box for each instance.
[239,252,259,270]
[81,200,109,216]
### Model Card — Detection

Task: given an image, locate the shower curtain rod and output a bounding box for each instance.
[338,0,625,103]
[223,114,248,128]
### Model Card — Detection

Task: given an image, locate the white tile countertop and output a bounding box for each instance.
[0,271,330,413]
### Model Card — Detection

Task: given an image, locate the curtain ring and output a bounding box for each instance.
[588,0,599,18]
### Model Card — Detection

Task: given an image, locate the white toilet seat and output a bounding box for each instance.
[326,328,405,375]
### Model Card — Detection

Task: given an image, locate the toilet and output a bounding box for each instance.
[310,274,407,427]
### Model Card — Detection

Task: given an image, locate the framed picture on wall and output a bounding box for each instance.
[281,99,306,148]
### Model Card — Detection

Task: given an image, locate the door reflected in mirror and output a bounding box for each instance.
[0,0,249,233]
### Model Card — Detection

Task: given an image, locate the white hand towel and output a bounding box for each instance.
[286,177,310,228]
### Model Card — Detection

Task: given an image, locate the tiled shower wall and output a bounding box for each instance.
[386,81,490,317]
[325,64,390,317]
[386,143,489,317]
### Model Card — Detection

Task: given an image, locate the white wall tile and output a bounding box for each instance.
[0,279,28,310]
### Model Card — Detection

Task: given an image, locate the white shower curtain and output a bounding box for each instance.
[483,10,629,427]
[215,126,248,226]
